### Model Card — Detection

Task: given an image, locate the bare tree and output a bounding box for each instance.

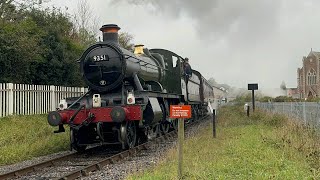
[280,81,286,90]
[119,32,134,50]
[73,0,100,46]
[72,0,135,49]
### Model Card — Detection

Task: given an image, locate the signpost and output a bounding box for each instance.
[248,83,258,112]
[170,105,191,179]
[212,109,216,138]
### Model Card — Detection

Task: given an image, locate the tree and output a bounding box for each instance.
[280,81,286,90]
[72,0,99,46]
[208,78,218,86]
[0,1,86,86]
[118,32,134,50]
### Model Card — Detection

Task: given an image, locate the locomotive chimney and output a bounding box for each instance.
[100,24,120,44]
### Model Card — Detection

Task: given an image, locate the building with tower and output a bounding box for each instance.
[297,49,320,99]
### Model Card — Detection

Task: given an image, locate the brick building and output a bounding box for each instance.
[297,50,320,99]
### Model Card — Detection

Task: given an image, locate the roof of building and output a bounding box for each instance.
[212,85,227,92]
[309,51,320,59]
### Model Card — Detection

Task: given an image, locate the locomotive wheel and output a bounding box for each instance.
[160,122,170,134]
[121,121,137,149]
[70,129,87,153]
[159,104,170,134]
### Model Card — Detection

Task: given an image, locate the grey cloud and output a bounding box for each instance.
[114,0,281,44]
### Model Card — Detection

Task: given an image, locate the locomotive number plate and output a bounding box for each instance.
[93,55,109,62]
[170,105,191,118]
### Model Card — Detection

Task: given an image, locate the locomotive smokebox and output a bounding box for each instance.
[100,24,120,44]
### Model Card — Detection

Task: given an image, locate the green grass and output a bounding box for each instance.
[0,115,69,165]
[129,106,320,179]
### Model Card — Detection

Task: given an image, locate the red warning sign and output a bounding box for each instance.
[170,105,191,118]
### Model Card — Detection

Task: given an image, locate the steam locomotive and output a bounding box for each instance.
[47,24,214,151]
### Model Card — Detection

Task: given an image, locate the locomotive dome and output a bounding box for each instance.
[80,24,126,92]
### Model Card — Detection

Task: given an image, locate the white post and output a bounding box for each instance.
[303,102,307,124]
[81,87,85,95]
[8,83,14,115]
[290,102,293,118]
[50,85,56,111]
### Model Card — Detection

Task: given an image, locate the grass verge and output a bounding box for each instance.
[0,115,69,165]
[129,105,320,179]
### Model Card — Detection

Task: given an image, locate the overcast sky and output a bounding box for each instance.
[47,0,320,89]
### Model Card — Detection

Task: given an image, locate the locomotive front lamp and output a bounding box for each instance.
[58,99,68,110]
[127,91,135,105]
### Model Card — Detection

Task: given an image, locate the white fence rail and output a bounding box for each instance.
[0,83,87,117]
[257,102,320,128]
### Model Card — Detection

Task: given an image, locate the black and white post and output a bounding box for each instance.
[212,109,216,138]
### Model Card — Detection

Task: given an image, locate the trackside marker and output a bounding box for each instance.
[170,105,191,179]
[169,105,191,118]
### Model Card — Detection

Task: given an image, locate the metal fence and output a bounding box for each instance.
[0,83,88,117]
[256,102,320,128]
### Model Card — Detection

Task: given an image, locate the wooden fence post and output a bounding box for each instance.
[50,85,56,111]
[81,87,85,95]
[8,83,14,115]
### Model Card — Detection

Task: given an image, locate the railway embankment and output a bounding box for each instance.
[0,115,69,166]
[129,105,320,179]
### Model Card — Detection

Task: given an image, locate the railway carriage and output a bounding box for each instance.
[47,24,214,151]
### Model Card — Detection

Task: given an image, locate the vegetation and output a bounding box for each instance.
[0,1,90,86]
[0,115,69,165]
[129,106,320,179]
[0,0,135,86]
[257,95,320,102]
[232,93,320,103]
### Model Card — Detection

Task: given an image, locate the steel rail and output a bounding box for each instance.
[0,152,77,180]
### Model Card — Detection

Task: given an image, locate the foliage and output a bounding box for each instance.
[0,0,136,86]
[119,32,134,50]
[0,1,97,86]
[280,81,287,90]
[273,96,294,102]
[232,92,251,103]
[258,95,274,102]
[207,77,230,90]
[72,0,99,47]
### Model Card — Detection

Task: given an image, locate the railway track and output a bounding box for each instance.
[0,115,210,180]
